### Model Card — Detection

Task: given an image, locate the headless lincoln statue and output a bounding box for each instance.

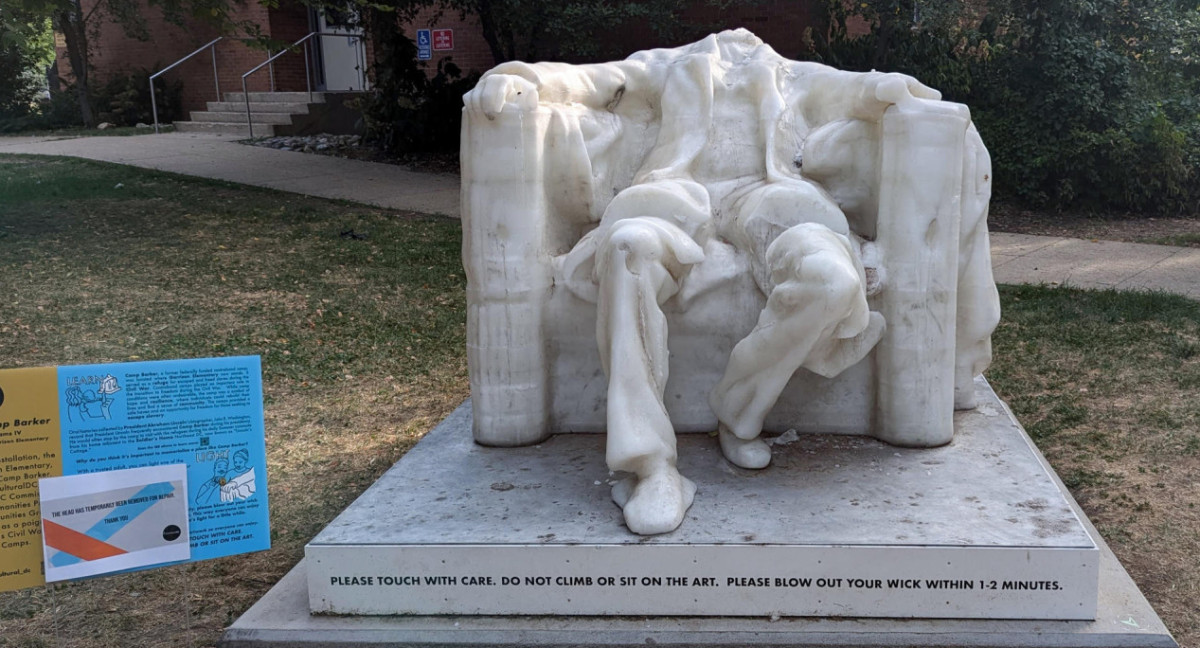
[464,30,998,534]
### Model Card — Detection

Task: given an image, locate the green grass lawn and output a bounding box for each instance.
[0,155,1196,646]
[2,125,175,139]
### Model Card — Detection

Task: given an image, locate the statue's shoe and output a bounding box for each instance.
[612,470,696,535]
[718,426,772,469]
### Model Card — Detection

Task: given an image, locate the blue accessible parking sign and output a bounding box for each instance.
[416,29,432,60]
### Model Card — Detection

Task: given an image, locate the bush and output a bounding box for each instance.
[806,0,1200,215]
[94,68,184,126]
[357,58,478,154]
[0,38,45,127]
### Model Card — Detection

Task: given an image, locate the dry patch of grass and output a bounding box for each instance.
[989,202,1200,247]
[989,284,1200,646]
[0,155,467,647]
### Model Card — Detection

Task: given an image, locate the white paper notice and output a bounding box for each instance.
[39,464,190,582]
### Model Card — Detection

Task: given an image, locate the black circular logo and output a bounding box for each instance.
[0,386,5,409]
[162,525,182,542]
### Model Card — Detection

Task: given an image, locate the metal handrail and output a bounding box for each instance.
[149,37,276,134]
[240,31,366,138]
[150,37,222,134]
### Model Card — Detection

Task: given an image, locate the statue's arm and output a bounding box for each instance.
[792,64,944,126]
[464,61,634,119]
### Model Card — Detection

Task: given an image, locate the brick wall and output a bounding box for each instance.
[60,1,865,119]
[56,0,313,117]
[404,7,495,78]
[398,0,845,77]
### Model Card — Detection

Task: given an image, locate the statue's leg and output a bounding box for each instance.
[595,216,701,535]
[954,126,1001,409]
[710,219,880,469]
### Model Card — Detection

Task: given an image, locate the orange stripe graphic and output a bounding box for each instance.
[43,520,128,561]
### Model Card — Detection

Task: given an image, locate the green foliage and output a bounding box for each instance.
[0,40,41,121]
[806,0,1200,215]
[447,0,691,64]
[348,1,479,154]
[94,68,184,126]
[0,14,51,125]
[357,57,479,154]
[1,0,273,127]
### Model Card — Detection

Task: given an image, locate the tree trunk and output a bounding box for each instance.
[55,0,94,126]
[472,0,509,65]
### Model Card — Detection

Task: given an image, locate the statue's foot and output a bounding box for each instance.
[805,312,886,379]
[612,468,696,535]
[718,425,772,469]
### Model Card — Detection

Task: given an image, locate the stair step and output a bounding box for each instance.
[173,121,274,137]
[206,101,311,114]
[223,92,324,104]
[190,111,294,125]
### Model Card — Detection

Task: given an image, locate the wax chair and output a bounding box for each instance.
[460,85,999,450]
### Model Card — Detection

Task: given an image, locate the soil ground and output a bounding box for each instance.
[989,202,1200,247]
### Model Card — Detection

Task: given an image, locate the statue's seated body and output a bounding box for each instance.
[461,30,1001,535]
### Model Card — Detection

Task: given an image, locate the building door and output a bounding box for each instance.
[314,6,366,91]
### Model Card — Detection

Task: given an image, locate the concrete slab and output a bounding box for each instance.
[989,233,1068,269]
[990,238,1179,290]
[221,548,1175,648]
[221,381,1176,645]
[1116,248,1200,299]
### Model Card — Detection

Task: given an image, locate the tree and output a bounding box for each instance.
[805,0,1200,214]
[0,10,52,124]
[446,0,692,65]
[1,0,268,126]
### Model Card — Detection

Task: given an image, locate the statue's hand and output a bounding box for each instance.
[872,72,941,107]
[464,73,540,120]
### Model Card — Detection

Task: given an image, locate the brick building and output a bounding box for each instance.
[59,1,854,119]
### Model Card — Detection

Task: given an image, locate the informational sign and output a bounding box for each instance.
[432,29,453,51]
[0,356,269,592]
[0,367,62,591]
[416,28,432,60]
[40,464,189,582]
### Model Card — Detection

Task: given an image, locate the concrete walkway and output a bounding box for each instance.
[991,233,1200,299]
[0,132,461,217]
[2,133,1197,299]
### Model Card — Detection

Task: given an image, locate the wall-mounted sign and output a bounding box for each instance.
[433,29,454,51]
[416,28,432,60]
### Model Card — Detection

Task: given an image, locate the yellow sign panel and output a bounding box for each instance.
[0,367,63,592]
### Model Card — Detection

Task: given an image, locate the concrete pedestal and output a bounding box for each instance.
[220,381,1177,647]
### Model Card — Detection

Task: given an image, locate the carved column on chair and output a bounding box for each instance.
[461,107,554,446]
[872,101,970,447]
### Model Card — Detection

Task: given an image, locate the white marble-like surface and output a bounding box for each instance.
[461,30,1001,534]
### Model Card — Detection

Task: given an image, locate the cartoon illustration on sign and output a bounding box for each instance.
[194,449,257,505]
[64,374,121,422]
[221,449,256,502]
[195,458,230,506]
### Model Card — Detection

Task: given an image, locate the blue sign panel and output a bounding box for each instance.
[56,356,269,563]
[416,28,432,60]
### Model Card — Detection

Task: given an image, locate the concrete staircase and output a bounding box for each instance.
[174,92,337,137]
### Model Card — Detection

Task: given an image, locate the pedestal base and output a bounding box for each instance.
[220,380,1177,646]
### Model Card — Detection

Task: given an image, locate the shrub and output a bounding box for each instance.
[94,68,184,126]
[0,37,45,128]
[806,0,1200,215]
